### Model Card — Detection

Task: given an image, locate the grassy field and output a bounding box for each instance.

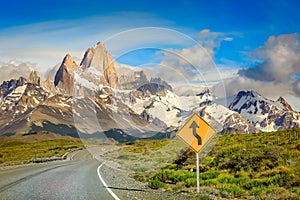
[112,128,300,199]
[103,139,188,173]
[0,132,83,166]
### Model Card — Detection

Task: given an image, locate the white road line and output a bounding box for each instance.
[97,162,121,200]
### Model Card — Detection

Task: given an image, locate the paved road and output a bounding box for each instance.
[0,149,121,200]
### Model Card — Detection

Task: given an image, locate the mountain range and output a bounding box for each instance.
[0,42,299,142]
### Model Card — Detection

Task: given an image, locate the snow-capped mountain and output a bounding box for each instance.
[126,85,257,134]
[0,75,161,139]
[0,42,165,141]
[128,83,182,128]
[197,103,257,134]
[0,41,298,141]
[228,91,300,131]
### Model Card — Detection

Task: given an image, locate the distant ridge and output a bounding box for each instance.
[0,42,299,141]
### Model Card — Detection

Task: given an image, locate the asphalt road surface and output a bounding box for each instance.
[0,149,123,200]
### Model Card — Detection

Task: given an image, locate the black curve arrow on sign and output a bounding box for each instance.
[189,121,202,145]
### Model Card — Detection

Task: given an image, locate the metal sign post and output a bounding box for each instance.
[196,152,200,193]
[176,113,216,194]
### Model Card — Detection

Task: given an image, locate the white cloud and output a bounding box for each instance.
[0,12,176,72]
[103,27,197,58]
[223,37,234,41]
[0,48,83,75]
[239,33,300,82]
[213,33,300,110]
[105,28,223,84]
[147,29,236,83]
[160,44,215,74]
[214,76,292,98]
[197,29,233,53]
[293,79,300,96]
[0,60,36,83]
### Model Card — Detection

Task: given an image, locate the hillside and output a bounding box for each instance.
[0,132,83,166]
[115,129,300,199]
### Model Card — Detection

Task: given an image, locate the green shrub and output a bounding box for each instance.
[0,139,83,165]
[200,170,220,180]
[145,129,300,198]
[216,174,236,184]
[184,178,196,187]
[169,170,195,183]
[201,178,219,186]
[243,179,265,190]
[164,163,177,170]
[132,173,146,182]
[148,176,165,189]
[249,186,271,196]
[217,183,245,197]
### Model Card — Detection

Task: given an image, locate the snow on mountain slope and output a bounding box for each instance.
[127,85,257,134]
[228,90,300,131]
[130,89,182,127]
[0,80,49,112]
[200,103,235,125]
[2,41,299,138]
[193,102,257,134]
[177,89,215,111]
[74,72,98,91]
[4,85,27,106]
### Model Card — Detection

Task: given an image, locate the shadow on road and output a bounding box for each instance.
[105,186,146,192]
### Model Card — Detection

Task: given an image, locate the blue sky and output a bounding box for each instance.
[0,0,300,109]
[1,0,299,67]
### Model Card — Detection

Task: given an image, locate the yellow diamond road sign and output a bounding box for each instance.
[177,113,216,153]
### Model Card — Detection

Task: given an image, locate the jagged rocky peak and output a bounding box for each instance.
[229,90,261,111]
[277,96,293,111]
[236,90,259,99]
[198,103,258,134]
[0,77,27,98]
[28,70,41,85]
[137,83,168,96]
[118,70,148,89]
[54,54,79,95]
[228,90,300,131]
[150,77,173,91]
[80,41,118,88]
[103,60,118,88]
[197,88,216,99]
[45,74,53,82]
[61,54,78,71]
[80,42,108,70]
[134,70,147,81]
[42,74,56,93]
[221,113,258,134]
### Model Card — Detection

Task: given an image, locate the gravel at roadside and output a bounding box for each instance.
[91,145,238,200]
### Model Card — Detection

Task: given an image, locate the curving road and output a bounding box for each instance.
[0,149,121,200]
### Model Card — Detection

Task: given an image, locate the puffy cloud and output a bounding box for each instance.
[213,76,292,99]
[293,79,300,96]
[0,60,36,83]
[215,33,300,100]
[198,29,227,54]
[159,44,215,79]
[239,33,300,82]
[155,29,232,82]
